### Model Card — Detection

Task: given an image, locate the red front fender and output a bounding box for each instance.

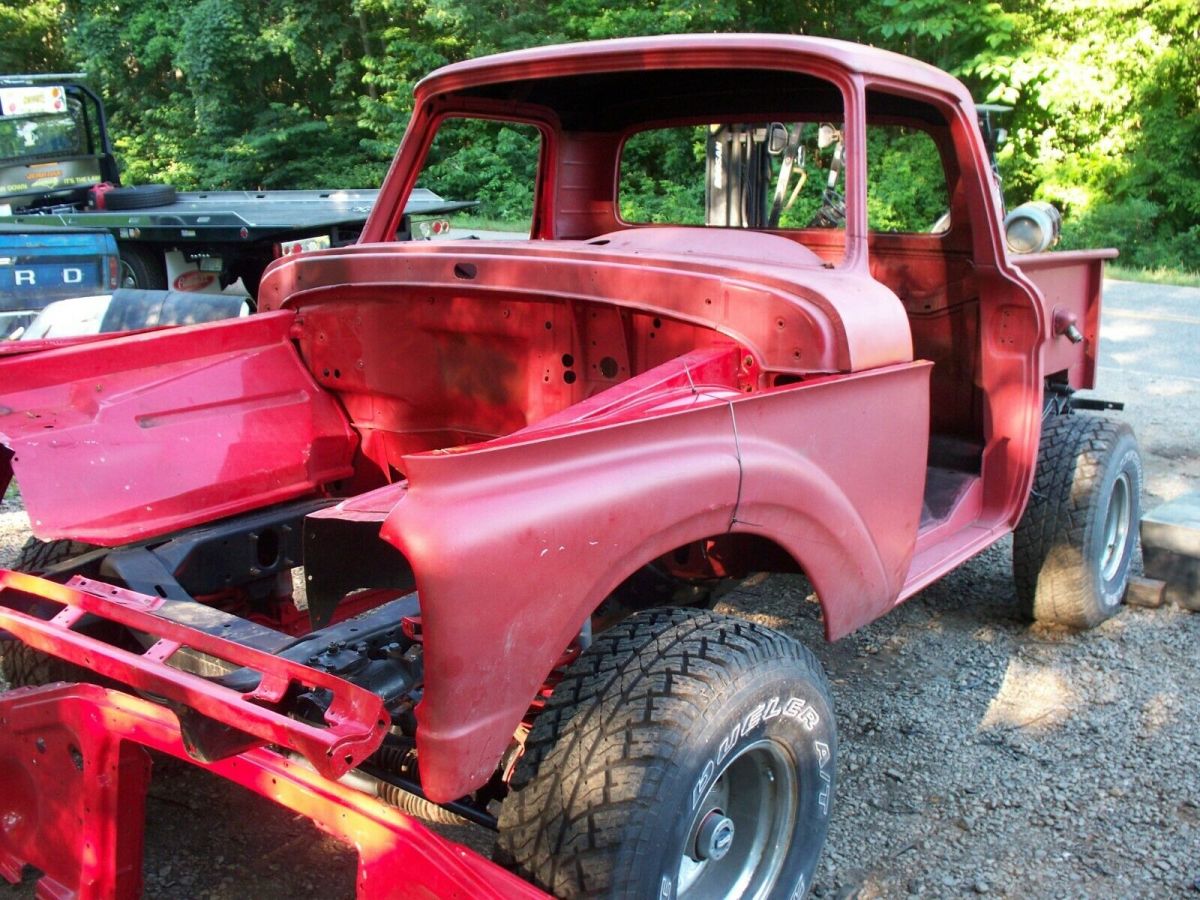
[0,312,356,545]
[382,361,930,802]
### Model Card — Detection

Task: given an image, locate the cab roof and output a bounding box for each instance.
[415,33,972,111]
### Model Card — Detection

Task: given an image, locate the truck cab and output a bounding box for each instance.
[0,75,121,214]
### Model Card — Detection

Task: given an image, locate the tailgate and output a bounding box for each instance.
[0,311,356,544]
[0,226,119,331]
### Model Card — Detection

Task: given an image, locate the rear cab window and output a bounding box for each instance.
[411,117,542,239]
[619,121,850,234]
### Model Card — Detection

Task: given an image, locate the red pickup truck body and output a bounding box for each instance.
[0,34,1119,899]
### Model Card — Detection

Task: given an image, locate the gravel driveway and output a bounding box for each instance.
[2,278,1198,898]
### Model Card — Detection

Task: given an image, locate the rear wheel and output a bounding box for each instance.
[1013,414,1142,627]
[496,607,836,898]
[118,244,168,290]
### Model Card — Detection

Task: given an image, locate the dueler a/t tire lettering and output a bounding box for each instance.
[1013,414,1143,628]
[496,607,836,899]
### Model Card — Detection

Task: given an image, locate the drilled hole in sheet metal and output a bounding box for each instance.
[563,371,577,385]
[453,263,477,279]
[600,356,619,378]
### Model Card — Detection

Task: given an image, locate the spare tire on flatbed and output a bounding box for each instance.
[103,183,177,210]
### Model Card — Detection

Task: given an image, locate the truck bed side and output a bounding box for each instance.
[1011,248,1116,390]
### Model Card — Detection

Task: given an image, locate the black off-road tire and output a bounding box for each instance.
[13,536,94,574]
[0,641,82,689]
[104,183,177,210]
[118,243,168,290]
[0,539,98,688]
[496,607,836,898]
[1013,414,1142,628]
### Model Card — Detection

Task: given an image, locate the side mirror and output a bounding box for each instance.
[817,123,841,150]
[767,123,789,155]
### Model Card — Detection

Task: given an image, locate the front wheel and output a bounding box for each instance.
[496,608,836,898]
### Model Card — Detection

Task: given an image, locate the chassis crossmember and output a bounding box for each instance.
[0,683,547,899]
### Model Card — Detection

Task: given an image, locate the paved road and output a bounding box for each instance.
[1083,280,1200,505]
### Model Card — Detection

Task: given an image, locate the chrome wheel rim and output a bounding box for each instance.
[1100,472,1133,585]
[677,739,798,899]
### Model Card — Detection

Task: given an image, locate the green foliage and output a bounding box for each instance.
[866,127,949,232]
[619,127,707,224]
[12,0,1194,275]
[0,0,72,73]
[420,120,539,223]
[63,0,387,189]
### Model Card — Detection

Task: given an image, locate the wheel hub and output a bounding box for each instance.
[1100,472,1133,584]
[694,811,736,861]
[677,738,798,898]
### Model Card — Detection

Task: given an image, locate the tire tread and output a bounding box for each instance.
[0,538,98,688]
[496,608,830,897]
[1013,414,1139,627]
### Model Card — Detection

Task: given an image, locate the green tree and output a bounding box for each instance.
[0,0,72,73]
[10,0,1196,273]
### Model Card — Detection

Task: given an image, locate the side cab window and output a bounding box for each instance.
[863,90,961,241]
